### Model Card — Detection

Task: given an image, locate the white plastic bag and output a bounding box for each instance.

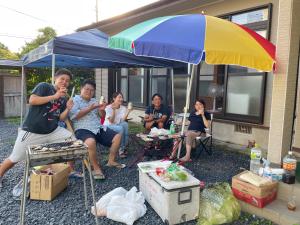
[91,187,127,216]
[91,187,147,225]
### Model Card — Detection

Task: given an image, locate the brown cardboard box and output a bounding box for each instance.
[30,163,70,201]
[232,171,278,208]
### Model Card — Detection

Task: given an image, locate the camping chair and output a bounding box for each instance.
[194,113,213,157]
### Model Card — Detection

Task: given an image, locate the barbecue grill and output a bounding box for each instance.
[20,140,99,225]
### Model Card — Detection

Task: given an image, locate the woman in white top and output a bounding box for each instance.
[104,92,132,157]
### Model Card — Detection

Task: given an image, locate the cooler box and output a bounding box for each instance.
[139,168,200,225]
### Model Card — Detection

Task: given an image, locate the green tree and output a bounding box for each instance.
[19,27,56,56]
[19,27,56,96]
[0,42,18,59]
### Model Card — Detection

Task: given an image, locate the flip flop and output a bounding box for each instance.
[92,171,105,180]
[106,163,126,169]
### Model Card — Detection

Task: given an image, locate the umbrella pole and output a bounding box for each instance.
[51,54,56,84]
[20,66,25,126]
[177,64,195,158]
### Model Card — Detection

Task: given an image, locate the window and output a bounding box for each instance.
[150,68,168,105]
[198,63,225,111]
[226,74,264,117]
[128,68,145,106]
[197,5,271,124]
[119,68,146,106]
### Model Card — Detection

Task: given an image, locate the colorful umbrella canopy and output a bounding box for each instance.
[109,14,276,72]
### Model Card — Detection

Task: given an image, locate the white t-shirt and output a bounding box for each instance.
[104,104,127,126]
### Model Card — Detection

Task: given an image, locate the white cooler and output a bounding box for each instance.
[138,167,200,225]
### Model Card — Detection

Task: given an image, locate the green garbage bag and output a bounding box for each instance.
[198,182,241,225]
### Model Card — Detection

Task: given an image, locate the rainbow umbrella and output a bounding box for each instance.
[109,14,276,72]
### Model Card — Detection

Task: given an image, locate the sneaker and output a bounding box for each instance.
[12,178,30,200]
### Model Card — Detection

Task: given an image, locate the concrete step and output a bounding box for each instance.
[238,180,300,225]
[239,199,300,225]
[277,181,300,205]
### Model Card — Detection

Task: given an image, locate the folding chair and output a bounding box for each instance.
[194,114,213,157]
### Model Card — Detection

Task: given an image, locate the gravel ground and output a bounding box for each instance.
[0,119,275,225]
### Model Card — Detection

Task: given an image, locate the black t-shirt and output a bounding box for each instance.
[188,111,211,132]
[145,104,169,120]
[22,82,67,134]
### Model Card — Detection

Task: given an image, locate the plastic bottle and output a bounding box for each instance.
[169,121,175,135]
[250,144,262,174]
[282,151,297,184]
[262,159,273,180]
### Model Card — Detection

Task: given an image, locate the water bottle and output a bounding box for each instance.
[282,151,297,184]
[250,144,262,174]
[169,121,175,134]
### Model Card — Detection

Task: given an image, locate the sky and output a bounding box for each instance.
[0,0,158,53]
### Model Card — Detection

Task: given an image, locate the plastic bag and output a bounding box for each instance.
[198,183,240,225]
[91,187,147,225]
[165,163,188,181]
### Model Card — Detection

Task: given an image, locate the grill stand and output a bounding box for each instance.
[19,146,99,225]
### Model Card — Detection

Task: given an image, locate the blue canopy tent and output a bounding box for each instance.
[20,29,181,123]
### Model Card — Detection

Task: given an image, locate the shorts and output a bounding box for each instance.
[9,126,75,163]
[185,130,201,146]
[75,127,117,147]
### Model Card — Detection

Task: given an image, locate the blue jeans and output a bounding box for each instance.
[107,121,129,152]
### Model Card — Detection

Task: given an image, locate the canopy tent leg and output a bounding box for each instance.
[51,54,56,84]
[20,66,25,126]
[177,64,196,159]
[171,68,175,114]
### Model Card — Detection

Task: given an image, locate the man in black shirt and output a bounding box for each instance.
[0,68,74,188]
[144,93,169,132]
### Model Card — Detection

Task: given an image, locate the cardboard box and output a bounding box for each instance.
[30,163,70,201]
[232,171,278,208]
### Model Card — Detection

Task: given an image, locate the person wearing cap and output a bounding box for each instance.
[0,68,76,188]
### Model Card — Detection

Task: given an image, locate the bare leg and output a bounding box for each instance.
[158,122,164,129]
[145,121,154,132]
[0,158,16,177]
[180,144,191,162]
[108,133,121,165]
[85,138,103,174]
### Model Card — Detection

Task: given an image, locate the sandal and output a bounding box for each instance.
[92,171,105,180]
[106,163,126,169]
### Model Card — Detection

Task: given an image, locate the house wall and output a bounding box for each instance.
[95,68,109,101]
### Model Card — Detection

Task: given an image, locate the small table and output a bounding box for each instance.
[20,141,99,225]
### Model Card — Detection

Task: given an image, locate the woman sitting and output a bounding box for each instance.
[171,99,211,162]
[104,92,132,158]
